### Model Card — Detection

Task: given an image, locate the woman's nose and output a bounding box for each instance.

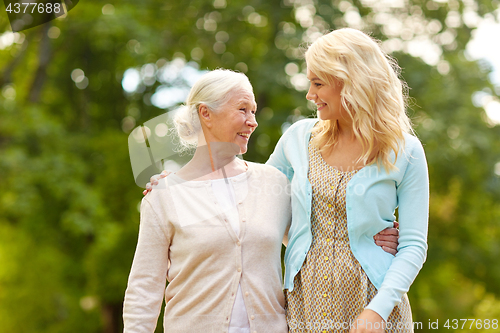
[246,116,258,128]
[306,87,316,101]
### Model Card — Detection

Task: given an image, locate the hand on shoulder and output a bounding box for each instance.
[143,170,170,195]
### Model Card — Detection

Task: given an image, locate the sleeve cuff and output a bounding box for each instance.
[365,290,399,322]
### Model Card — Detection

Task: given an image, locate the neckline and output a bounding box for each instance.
[169,161,252,186]
[310,137,363,174]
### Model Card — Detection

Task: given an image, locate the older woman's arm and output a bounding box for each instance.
[123,198,171,333]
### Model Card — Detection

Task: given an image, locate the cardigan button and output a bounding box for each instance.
[250,315,255,320]
[245,292,249,296]
[237,267,242,272]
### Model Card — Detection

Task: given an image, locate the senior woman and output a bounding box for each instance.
[123,69,291,333]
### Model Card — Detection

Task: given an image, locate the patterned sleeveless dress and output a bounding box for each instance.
[285,134,413,333]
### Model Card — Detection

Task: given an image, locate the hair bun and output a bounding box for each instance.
[173,104,201,148]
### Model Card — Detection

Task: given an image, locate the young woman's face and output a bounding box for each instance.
[306,69,349,124]
[205,89,258,154]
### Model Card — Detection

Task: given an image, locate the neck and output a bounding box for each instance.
[336,121,357,142]
[193,142,240,171]
[177,142,245,181]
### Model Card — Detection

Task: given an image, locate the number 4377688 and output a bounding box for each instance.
[6,2,62,14]
[444,319,498,330]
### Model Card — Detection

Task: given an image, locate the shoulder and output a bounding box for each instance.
[394,133,428,182]
[403,132,423,148]
[275,118,318,149]
[284,118,318,136]
[142,176,172,211]
[401,133,426,160]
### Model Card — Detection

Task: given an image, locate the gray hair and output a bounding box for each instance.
[173,69,253,149]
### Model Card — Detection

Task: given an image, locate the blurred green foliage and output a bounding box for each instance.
[1,0,500,332]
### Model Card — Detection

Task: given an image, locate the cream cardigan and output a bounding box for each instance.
[123,162,291,333]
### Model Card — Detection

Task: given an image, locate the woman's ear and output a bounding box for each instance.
[198,104,212,129]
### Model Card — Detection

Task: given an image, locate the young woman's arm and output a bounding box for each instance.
[365,138,429,321]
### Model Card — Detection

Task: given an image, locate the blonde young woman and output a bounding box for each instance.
[266,29,429,333]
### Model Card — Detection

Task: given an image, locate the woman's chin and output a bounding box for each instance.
[237,143,248,155]
[317,111,328,120]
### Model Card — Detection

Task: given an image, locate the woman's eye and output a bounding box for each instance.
[314,83,322,87]
[251,110,256,115]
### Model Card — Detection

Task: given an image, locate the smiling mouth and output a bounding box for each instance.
[316,103,327,110]
[237,132,250,139]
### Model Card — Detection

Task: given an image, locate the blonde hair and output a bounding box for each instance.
[173,69,253,149]
[305,28,413,171]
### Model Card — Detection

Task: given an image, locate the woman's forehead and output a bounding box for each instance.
[229,90,256,107]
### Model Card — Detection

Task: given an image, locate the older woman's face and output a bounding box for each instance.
[207,89,258,154]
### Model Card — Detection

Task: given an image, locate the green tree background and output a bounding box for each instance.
[1,0,500,332]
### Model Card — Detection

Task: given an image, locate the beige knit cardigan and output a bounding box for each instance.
[123,162,291,333]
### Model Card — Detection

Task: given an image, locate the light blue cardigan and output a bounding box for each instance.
[266,118,429,321]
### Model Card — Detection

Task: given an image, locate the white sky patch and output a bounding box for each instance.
[406,36,442,66]
[472,91,500,126]
[122,68,141,93]
[150,86,190,109]
[121,58,206,109]
[466,15,500,86]
[361,0,406,10]
[466,12,500,126]
[485,100,500,125]
[0,31,24,50]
